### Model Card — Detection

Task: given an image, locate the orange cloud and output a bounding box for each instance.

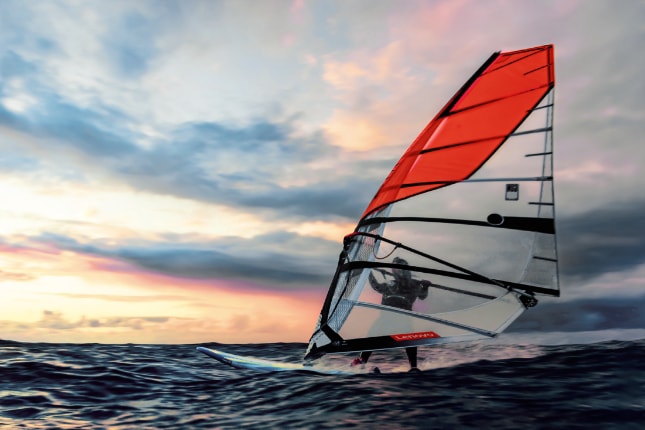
[1,240,326,343]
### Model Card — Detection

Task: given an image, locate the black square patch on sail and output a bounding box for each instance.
[505,184,519,200]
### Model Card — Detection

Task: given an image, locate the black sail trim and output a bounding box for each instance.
[309,332,492,357]
[345,232,508,290]
[340,260,559,297]
[439,51,500,116]
[318,245,351,326]
[358,215,555,234]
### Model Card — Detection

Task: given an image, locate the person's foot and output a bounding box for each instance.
[408,367,421,373]
[350,357,364,367]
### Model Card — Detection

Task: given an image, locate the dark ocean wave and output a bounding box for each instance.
[1,338,644,429]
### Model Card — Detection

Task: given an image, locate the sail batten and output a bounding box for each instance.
[447,83,553,116]
[305,45,559,361]
[400,176,553,187]
[339,260,557,296]
[533,103,554,111]
[418,126,553,153]
[525,151,553,157]
[354,302,498,337]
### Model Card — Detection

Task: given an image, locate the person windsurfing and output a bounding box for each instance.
[351,257,431,372]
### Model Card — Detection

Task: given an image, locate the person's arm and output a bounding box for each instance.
[369,272,388,293]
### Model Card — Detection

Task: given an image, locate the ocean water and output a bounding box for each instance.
[1,336,644,429]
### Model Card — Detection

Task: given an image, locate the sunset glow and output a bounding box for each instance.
[2,0,644,344]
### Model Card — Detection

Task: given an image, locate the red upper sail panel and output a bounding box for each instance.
[361,45,555,219]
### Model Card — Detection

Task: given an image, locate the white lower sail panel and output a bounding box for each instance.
[338,291,524,341]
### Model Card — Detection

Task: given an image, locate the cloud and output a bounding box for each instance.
[102,8,164,78]
[510,294,645,333]
[14,1,641,228]
[558,200,645,283]
[138,119,375,219]
[33,231,339,287]
[0,310,203,343]
[1,0,644,346]
[0,269,35,282]
[51,292,188,303]
[24,197,645,293]
[35,309,170,331]
[0,49,37,78]
[2,2,387,223]
[0,307,315,344]
[0,47,382,221]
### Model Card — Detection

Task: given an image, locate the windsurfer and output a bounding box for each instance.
[351,257,431,372]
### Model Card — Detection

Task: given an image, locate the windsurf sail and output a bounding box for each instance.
[305,44,558,360]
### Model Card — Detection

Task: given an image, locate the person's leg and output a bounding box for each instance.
[360,351,372,363]
[405,347,417,368]
[351,350,372,366]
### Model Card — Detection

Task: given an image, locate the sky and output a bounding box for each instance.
[1,0,644,345]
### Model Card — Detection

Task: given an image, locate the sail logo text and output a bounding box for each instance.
[391,331,440,342]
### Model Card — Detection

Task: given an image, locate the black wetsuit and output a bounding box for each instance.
[368,272,429,310]
[359,271,430,368]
